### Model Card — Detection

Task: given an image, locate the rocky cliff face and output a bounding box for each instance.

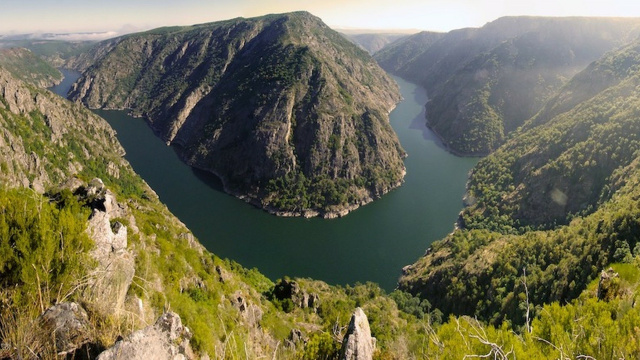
[0,66,125,191]
[68,11,405,217]
[96,312,195,360]
[83,178,136,314]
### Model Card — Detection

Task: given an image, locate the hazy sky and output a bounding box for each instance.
[3,0,640,36]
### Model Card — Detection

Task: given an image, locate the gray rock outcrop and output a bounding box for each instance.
[84,178,135,313]
[273,279,320,312]
[339,308,376,360]
[230,290,264,328]
[96,312,195,360]
[39,302,90,356]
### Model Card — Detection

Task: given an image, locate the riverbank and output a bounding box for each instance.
[55,71,478,291]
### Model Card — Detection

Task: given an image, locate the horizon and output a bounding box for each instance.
[3,0,640,38]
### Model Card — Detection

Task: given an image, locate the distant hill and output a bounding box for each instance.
[376,17,640,155]
[374,31,444,72]
[340,32,410,54]
[68,11,406,218]
[0,38,97,68]
[0,47,62,87]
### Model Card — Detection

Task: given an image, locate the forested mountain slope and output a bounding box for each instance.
[340,31,410,54]
[400,39,640,341]
[0,47,62,87]
[462,40,640,231]
[68,11,406,218]
[376,17,640,155]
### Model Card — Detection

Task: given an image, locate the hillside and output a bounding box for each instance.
[376,17,640,155]
[461,40,640,232]
[0,66,121,191]
[0,38,96,69]
[399,38,640,337]
[68,11,406,218]
[0,62,428,360]
[340,31,410,54]
[0,47,62,87]
[4,32,640,359]
[373,30,443,73]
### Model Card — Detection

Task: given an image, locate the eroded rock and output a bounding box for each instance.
[84,179,135,314]
[339,308,375,360]
[273,279,320,312]
[96,312,195,360]
[230,290,264,327]
[39,302,90,356]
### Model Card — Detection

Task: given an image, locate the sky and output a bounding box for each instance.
[3,0,640,37]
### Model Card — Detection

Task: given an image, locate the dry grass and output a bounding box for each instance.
[0,306,57,359]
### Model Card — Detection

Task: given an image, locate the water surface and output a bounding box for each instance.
[54,69,478,290]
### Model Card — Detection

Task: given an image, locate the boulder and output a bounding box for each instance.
[39,302,90,356]
[339,308,375,360]
[96,312,195,360]
[87,178,106,197]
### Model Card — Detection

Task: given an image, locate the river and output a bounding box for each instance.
[52,69,478,291]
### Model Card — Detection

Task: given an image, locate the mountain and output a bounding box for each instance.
[340,31,410,54]
[0,66,122,191]
[399,38,640,331]
[461,40,640,232]
[375,17,640,155]
[0,47,62,87]
[0,63,431,360]
[67,11,405,218]
[374,31,444,73]
[4,25,640,359]
[0,38,97,68]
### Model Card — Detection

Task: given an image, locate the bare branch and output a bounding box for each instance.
[533,336,568,360]
[521,267,531,333]
[461,317,513,360]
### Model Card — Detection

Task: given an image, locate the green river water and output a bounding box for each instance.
[53,70,478,290]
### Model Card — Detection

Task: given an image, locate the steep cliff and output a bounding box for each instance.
[69,11,405,217]
[0,66,124,192]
